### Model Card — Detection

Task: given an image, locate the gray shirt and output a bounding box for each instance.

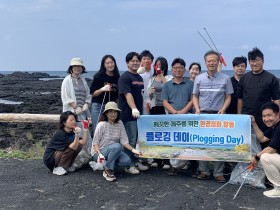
[193,72,233,111]
[161,77,193,111]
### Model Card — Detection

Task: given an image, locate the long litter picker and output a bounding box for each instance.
[211,164,255,199]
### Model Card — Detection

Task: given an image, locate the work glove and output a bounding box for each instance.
[70,102,77,109]
[98,154,105,163]
[82,120,89,131]
[73,127,81,136]
[132,148,142,156]
[101,84,111,92]
[82,103,88,112]
[75,107,83,115]
[132,108,140,118]
[137,66,146,74]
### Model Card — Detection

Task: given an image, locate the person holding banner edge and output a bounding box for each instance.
[192,50,233,183]
[250,102,280,198]
[92,102,142,181]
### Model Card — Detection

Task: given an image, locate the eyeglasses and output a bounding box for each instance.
[250,58,263,64]
[172,66,185,70]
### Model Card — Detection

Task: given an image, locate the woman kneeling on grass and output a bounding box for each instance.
[92,102,141,182]
[43,111,88,175]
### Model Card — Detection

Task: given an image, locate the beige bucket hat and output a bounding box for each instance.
[70,58,84,66]
[103,102,121,113]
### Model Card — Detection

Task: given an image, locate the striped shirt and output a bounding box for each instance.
[91,120,129,156]
[72,77,86,107]
[193,72,233,111]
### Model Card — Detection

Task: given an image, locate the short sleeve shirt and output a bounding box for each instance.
[193,72,233,111]
[161,77,193,111]
[118,71,144,122]
[264,121,280,154]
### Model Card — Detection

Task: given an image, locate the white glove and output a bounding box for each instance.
[132,148,142,156]
[137,66,146,74]
[101,84,111,92]
[98,154,105,163]
[74,127,81,135]
[75,107,83,115]
[82,103,88,112]
[132,108,140,118]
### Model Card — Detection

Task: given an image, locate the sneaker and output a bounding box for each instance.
[215,175,226,183]
[151,162,159,168]
[125,166,140,175]
[167,167,180,176]
[197,172,210,180]
[135,162,149,171]
[103,169,116,182]
[263,188,280,198]
[162,164,171,170]
[53,167,67,176]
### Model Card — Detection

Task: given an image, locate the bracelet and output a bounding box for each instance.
[254,155,260,161]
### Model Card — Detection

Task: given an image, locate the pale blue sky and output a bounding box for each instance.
[0,0,280,72]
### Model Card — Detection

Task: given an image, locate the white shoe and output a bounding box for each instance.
[263,188,280,198]
[151,162,159,168]
[53,167,67,176]
[135,162,149,171]
[162,164,171,170]
[125,166,140,175]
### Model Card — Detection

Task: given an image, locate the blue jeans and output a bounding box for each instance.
[91,102,105,135]
[92,143,131,170]
[123,121,138,166]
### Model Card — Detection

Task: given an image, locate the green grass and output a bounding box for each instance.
[0,143,44,160]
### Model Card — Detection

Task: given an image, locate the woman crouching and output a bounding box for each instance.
[92,102,141,182]
[43,111,88,175]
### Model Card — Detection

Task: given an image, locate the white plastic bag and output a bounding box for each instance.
[229,162,266,189]
[169,159,187,169]
[89,160,106,171]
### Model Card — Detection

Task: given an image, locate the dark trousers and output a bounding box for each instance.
[54,144,82,170]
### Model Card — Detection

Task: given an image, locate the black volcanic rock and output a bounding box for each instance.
[0,72,92,149]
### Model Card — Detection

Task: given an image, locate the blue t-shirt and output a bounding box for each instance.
[161,77,193,112]
[118,71,144,122]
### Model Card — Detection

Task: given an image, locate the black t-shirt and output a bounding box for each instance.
[226,76,238,114]
[90,73,119,104]
[43,129,75,170]
[264,121,280,154]
[237,70,280,131]
[118,71,144,123]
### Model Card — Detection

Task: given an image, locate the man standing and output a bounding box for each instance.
[226,56,247,114]
[162,58,193,114]
[161,58,193,175]
[237,47,280,149]
[193,50,233,183]
[118,52,149,174]
[137,50,154,115]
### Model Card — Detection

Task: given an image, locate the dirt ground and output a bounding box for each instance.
[0,158,278,210]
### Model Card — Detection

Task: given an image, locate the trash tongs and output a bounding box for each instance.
[212,164,255,199]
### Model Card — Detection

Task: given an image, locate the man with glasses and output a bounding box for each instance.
[161,58,193,175]
[193,50,233,183]
[237,47,280,149]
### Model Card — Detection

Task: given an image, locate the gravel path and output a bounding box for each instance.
[0,158,278,210]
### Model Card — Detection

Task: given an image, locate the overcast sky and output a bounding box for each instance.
[0,0,280,72]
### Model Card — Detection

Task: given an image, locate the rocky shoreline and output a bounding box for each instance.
[0,72,92,149]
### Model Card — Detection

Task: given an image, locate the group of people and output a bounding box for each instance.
[43,47,280,198]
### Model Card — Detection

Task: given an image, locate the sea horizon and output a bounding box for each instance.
[1,69,280,79]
